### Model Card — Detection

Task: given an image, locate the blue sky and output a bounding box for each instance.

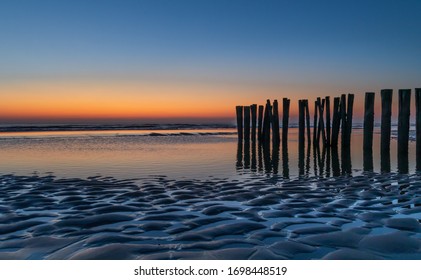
[0,0,420,123]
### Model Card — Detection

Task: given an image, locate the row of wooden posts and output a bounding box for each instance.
[236,88,421,172]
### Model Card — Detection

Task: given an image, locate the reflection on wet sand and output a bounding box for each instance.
[236,137,358,178]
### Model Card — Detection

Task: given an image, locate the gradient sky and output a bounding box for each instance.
[1,0,421,124]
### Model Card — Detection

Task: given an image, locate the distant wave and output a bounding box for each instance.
[0,123,235,133]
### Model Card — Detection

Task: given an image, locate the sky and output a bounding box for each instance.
[1,0,421,124]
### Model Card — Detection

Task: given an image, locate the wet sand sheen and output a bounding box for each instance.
[1,173,421,259]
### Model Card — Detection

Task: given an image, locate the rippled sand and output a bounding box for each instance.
[1,173,421,259]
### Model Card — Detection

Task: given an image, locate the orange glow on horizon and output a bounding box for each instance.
[0,80,367,123]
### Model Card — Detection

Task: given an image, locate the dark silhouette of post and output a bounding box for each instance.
[398,89,411,173]
[262,100,272,143]
[298,100,305,151]
[381,89,392,173]
[318,98,326,146]
[251,104,257,142]
[236,140,243,170]
[251,140,257,172]
[313,100,319,146]
[258,105,264,141]
[236,106,243,141]
[244,106,250,141]
[325,96,331,147]
[340,94,347,148]
[363,92,375,172]
[416,88,421,171]
[345,94,354,147]
[304,100,311,148]
[331,97,341,147]
[282,98,290,146]
[272,100,280,145]
[282,142,289,179]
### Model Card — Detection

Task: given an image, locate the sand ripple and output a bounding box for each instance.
[1,172,421,259]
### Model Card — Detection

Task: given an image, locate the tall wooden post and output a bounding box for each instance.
[364,92,375,152]
[416,88,421,171]
[345,94,354,147]
[258,105,264,141]
[318,98,326,146]
[298,100,305,151]
[282,98,290,146]
[304,100,311,148]
[340,94,347,147]
[236,106,243,141]
[251,104,257,142]
[313,100,319,146]
[398,89,411,173]
[272,100,280,145]
[262,100,272,143]
[331,97,341,147]
[325,96,331,147]
[381,89,392,173]
[363,92,375,171]
[244,106,250,141]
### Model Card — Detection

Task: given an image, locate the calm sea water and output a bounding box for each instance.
[0,127,417,180]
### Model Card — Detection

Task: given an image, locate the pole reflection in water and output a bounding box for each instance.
[235,134,411,178]
[236,140,243,171]
[282,142,289,179]
[251,140,257,172]
[244,139,250,170]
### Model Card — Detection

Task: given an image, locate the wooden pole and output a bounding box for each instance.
[363,92,375,153]
[325,96,331,147]
[272,100,280,145]
[244,106,250,141]
[258,105,264,141]
[313,100,319,146]
[236,106,243,141]
[298,100,305,151]
[398,89,411,173]
[251,104,257,142]
[282,98,290,146]
[363,92,375,172]
[416,88,421,171]
[331,97,341,147]
[340,94,347,148]
[262,100,272,143]
[345,94,354,147]
[381,89,392,173]
[304,100,311,148]
[318,98,326,146]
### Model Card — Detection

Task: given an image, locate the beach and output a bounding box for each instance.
[1,127,421,259]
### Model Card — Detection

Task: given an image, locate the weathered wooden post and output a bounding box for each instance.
[363,92,375,152]
[262,100,272,143]
[282,142,289,179]
[340,94,347,147]
[282,98,290,146]
[363,92,375,172]
[304,100,311,148]
[236,140,243,170]
[244,106,250,141]
[272,100,280,145]
[251,104,257,142]
[298,100,305,176]
[416,88,421,171]
[381,89,392,173]
[318,98,326,146]
[313,100,319,146]
[258,105,264,141]
[398,89,411,173]
[325,96,331,147]
[345,94,354,147]
[236,106,243,141]
[298,100,305,150]
[331,97,341,147]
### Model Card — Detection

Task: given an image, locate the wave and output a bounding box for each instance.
[0,123,235,133]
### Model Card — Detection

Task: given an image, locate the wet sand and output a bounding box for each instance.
[1,172,421,259]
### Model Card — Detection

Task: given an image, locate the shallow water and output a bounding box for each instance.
[0,127,417,179]
[0,126,420,259]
